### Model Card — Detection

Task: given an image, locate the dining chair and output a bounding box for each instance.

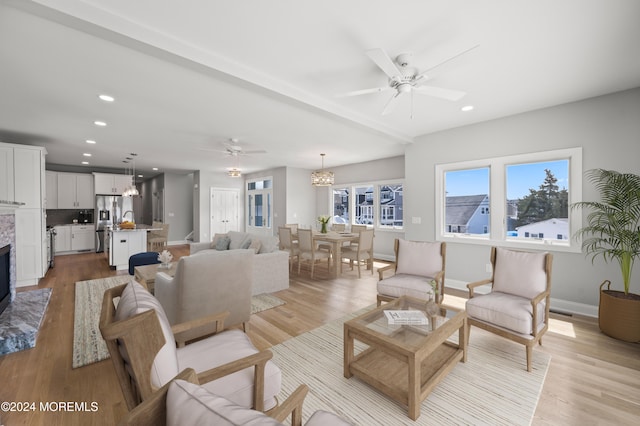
[466,246,553,372]
[297,228,330,278]
[278,226,299,272]
[341,229,374,278]
[284,223,298,234]
[346,224,368,250]
[331,223,346,232]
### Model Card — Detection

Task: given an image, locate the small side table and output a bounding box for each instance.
[134,262,177,294]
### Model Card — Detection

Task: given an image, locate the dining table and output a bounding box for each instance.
[312,231,360,277]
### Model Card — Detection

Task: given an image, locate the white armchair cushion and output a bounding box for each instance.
[377,273,434,300]
[307,410,354,426]
[177,329,282,410]
[493,248,548,299]
[466,291,546,335]
[167,379,283,426]
[114,280,179,388]
[396,239,442,277]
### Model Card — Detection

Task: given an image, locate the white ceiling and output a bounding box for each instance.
[1,0,639,178]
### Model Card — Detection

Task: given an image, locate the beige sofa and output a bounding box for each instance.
[189,230,290,295]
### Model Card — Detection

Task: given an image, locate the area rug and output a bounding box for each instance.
[72,276,286,368]
[270,309,550,426]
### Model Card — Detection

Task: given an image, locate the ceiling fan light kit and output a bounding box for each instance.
[227,168,241,178]
[311,153,335,186]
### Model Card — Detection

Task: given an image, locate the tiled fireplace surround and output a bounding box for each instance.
[0,211,17,303]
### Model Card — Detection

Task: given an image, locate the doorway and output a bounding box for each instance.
[210,188,240,235]
[246,177,272,236]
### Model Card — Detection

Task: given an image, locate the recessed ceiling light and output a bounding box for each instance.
[461,105,474,112]
[83,153,92,157]
[81,161,89,165]
[138,174,143,178]
[94,120,107,126]
[85,139,96,144]
[152,167,158,171]
[98,94,115,102]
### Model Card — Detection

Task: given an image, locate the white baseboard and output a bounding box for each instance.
[444,278,598,318]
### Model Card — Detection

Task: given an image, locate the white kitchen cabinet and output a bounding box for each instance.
[109,229,146,270]
[0,146,14,202]
[93,173,132,195]
[0,143,48,287]
[71,225,95,251]
[55,225,72,252]
[46,171,58,209]
[57,172,94,209]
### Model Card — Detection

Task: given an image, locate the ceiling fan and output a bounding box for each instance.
[198,138,267,156]
[340,44,478,116]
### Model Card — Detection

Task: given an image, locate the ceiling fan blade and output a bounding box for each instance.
[366,48,403,80]
[241,149,267,155]
[413,85,466,101]
[381,92,402,116]
[416,44,480,80]
[337,86,391,97]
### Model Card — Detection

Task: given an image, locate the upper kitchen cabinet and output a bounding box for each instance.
[57,172,94,209]
[46,170,58,209]
[93,173,132,195]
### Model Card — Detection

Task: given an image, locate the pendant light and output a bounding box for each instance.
[311,153,334,186]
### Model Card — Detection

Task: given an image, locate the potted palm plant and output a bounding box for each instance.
[573,168,640,342]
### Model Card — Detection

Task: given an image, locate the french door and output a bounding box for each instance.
[246,177,272,235]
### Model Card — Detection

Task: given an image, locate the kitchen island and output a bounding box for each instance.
[107,224,162,271]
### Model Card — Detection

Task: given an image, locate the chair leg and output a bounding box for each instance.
[310,259,315,278]
[356,260,361,278]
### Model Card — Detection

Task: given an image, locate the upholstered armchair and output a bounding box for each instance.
[120,368,352,426]
[155,249,253,337]
[466,246,553,372]
[377,239,446,306]
[99,281,282,412]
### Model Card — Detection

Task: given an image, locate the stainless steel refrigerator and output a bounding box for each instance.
[95,195,142,252]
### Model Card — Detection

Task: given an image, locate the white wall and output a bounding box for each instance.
[163,172,194,243]
[286,167,316,229]
[405,88,640,314]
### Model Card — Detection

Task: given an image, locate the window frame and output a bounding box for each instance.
[330,179,404,231]
[435,147,582,252]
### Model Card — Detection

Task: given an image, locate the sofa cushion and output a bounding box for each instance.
[396,239,442,278]
[215,236,231,251]
[493,248,548,299]
[227,231,251,250]
[253,234,279,254]
[177,329,282,410]
[114,280,179,388]
[241,238,252,249]
[167,379,283,426]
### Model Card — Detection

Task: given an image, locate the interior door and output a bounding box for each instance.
[211,188,240,235]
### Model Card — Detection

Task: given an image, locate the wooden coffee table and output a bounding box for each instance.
[343,296,467,420]
[133,263,177,294]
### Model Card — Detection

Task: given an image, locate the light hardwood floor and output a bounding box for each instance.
[1,245,638,425]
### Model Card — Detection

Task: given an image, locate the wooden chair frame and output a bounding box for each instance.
[341,229,374,278]
[377,239,446,306]
[466,246,553,372]
[100,283,272,411]
[120,368,309,426]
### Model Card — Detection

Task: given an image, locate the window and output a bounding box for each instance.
[331,181,403,230]
[435,148,582,252]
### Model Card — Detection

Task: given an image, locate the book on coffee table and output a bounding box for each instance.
[384,310,428,325]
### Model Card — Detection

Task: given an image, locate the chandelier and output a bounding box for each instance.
[311,153,334,186]
[122,153,139,197]
[227,168,241,178]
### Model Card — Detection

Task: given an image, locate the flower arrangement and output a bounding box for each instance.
[158,249,173,267]
[317,215,330,233]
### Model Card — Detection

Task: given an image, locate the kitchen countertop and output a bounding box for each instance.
[108,224,162,232]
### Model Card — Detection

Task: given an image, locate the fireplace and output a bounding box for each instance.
[0,244,9,316]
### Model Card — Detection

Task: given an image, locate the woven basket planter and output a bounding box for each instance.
[598,280,640,343]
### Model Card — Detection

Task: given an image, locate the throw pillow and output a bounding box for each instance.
[166,379,284,426]
[241,238,252,250]
[210,233,228,250]
[248,239,262,254]
[215,236,230,251]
